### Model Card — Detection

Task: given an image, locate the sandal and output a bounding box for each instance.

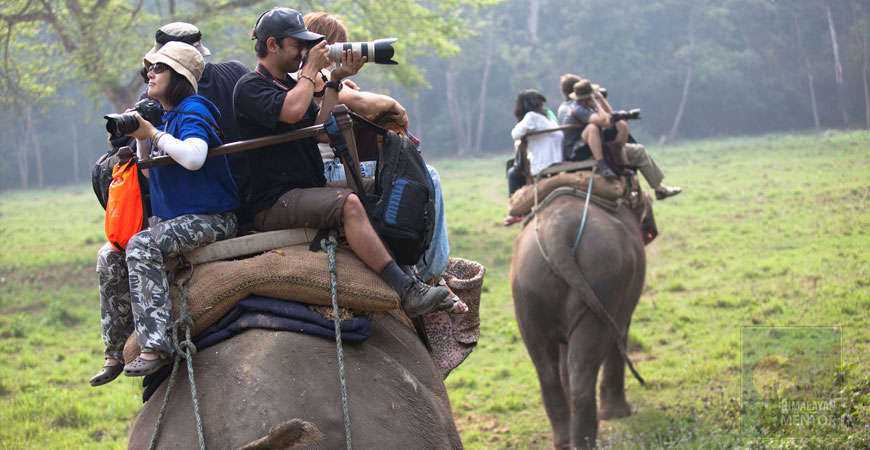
[89,359,124,387]
[124,352,170,377]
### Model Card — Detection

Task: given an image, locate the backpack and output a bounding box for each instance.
[365,132,437,266]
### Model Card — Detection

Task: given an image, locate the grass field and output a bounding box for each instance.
[1,130,868,449]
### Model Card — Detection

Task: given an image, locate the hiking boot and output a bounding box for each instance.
[595,159,618,179]
[401,281,458,318]
[655,185,682,200]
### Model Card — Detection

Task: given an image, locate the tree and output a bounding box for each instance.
[1,0,497,110]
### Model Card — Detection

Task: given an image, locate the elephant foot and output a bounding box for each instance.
[597,399,632,421]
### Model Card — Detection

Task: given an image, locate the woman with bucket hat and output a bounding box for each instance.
[91,41,240,385]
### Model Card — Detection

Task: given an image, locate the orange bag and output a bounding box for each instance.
[104,160,145,251]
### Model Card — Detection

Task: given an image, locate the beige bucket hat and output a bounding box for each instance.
[144,41,204,92]
[569,79,594,101]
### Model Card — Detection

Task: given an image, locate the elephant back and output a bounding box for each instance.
[127,314,462,449]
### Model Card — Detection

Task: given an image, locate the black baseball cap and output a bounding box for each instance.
[252,7,324,43]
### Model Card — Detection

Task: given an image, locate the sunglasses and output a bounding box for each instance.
[146,63,171,74]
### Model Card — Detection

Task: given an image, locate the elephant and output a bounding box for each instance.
[510,191,646,449]
[127,313,463,449]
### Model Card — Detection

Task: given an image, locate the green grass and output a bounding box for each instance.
[1,130,868,448]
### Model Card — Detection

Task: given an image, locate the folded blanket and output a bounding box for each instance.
[141,295,372,402]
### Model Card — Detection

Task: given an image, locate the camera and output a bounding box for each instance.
[611,109,641,124]
[104,99,164,138]
[326,38,398,65]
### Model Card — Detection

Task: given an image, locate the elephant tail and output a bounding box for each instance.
[534,217,646,386]
[240,419,323,449]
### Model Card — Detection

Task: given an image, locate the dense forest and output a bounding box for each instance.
[1,0,868,190]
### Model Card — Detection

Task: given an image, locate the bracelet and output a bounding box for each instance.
[298,75,317,88]
[151,131,166,150]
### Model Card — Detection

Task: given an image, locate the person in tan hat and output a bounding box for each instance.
[142,22,249,143]
[557,79,622,177]
[90,41,240,385]
[557,73,681,199]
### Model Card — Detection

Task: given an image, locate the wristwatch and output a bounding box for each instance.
[325,80,343,92]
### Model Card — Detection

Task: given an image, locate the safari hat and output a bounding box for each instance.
[148,22,211,57]
[569,79,594,101]
[144,41,204,92]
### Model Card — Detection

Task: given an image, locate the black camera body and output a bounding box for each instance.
[104,99,164,138]
[611,108,641,124]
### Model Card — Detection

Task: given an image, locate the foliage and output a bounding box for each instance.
[0,130,868,448]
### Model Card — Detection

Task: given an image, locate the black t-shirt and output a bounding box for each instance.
[232,64,325,217]
[199,61,249,143]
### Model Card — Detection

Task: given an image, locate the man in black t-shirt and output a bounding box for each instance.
[233,7,465,318]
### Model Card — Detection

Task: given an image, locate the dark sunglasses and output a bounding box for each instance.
[146,63,171,74]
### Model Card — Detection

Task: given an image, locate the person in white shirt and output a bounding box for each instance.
[504,89,563,225]
[512,89,563,176]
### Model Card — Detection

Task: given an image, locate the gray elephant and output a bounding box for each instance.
[128,313,463,449]
[511,192,646,449]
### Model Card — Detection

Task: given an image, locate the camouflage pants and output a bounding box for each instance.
[97,212,237,359]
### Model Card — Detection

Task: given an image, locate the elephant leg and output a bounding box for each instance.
[598,338,632,420]
[523,330,571,448]
[566,314,609,449]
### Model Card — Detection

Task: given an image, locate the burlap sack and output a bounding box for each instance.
[508,171,625,217]
[124,244,399,363]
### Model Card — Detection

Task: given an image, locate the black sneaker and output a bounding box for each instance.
[400,282,454,318]
[595,159,618,179]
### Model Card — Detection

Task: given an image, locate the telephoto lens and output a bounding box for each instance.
[327,38,398,65]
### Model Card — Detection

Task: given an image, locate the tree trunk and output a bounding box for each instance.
[411,95,423,144]
[794,13,821,130]
[25,106,44,188]
[71,123,80,182]
[15,114,29,190]
[473,31,494,154]
[528,0,540,43]
[664,11,694,144]
[862,14,870,129]
[445,63,470,155]
[825,4,849,126]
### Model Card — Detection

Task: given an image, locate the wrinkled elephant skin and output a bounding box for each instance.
[511,195,645,449]
[128,313,462,449]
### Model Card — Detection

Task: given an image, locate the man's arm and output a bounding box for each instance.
[278,42,329,124]
[339,89,409,129]
[573,103,610,128]
[594,91,614,114]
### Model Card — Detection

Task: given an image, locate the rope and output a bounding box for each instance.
[147,259,206,450]
[571,175,594,253]
[322,236,353,450]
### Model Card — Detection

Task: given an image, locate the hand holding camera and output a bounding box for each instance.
[330,47,366,81]
[104,98,164,139]
[610,109,641,125]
